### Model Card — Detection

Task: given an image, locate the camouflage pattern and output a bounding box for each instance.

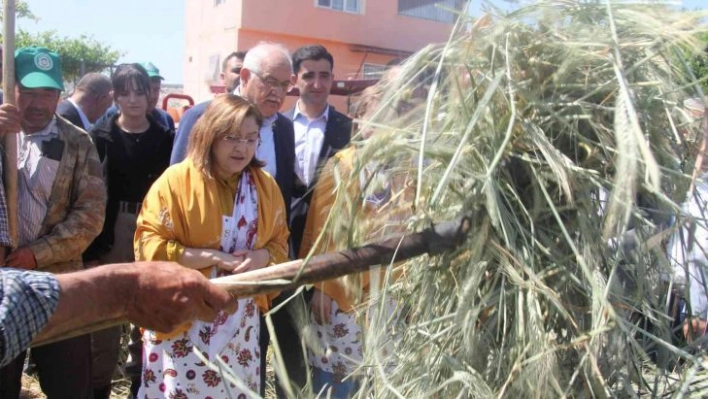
[26,116,107,274]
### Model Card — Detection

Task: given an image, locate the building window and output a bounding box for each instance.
[398,0,462,23]
[362,63,386,79]
[317,0,361,14]
[214,0,225,5]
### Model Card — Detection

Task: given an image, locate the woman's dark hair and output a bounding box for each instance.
[111,63,151,97]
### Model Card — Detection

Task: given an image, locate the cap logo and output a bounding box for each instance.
[34,53,53,71]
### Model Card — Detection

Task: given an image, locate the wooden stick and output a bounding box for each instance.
[213,216,471,297]
[2,0,18,256]
[31,216,471,347]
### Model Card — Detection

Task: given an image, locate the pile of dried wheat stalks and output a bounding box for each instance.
[309,0,708,397]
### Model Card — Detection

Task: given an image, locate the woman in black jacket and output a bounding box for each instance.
[84,63,173,399]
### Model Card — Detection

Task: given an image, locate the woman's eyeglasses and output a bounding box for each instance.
[220,135,261,146]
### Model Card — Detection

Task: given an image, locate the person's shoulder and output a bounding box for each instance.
[333,146,355,166]
[56,100,74,113]
[56,115,90,139]
[282,107,296,120]
[275,112,294,128]
[156,160,197,185]
[184,101,211,117]
[152,108,175,125]
[328,106,352,122]
[252,167,286,207]
[89,113,116,137]
[147,112,173,135]
[252,166,280,191]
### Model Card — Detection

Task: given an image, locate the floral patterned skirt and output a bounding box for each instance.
[307,296,364,382]
[138,298,261,399]
[307,293,403,383]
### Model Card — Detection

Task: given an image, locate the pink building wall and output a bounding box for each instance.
[240,0,453,52]
[184,0,455,108]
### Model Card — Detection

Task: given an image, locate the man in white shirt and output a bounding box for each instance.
[284,44,352,257]
[56,72,112,131]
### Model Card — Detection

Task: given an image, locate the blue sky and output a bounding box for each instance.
[19,0,185,83]
[17,0,708,85]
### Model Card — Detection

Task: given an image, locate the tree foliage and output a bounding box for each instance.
[13,31,121,84]
[0,1,121,86]
[0,0,39,22]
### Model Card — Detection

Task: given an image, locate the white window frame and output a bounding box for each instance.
[362,63,386,79]
[315,0,363,14]
[398,0,458,23]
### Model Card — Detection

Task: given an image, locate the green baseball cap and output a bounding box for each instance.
[15,46,64,91]
[140,62,164,80]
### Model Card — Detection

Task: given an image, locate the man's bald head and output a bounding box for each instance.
[72,73,113,123]
[75,73,112,96]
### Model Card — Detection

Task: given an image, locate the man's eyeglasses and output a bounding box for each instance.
[220,135,261,146]
[251,70,293,93]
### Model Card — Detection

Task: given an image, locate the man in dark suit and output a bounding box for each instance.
[56,72,112,131]
[171,45,294,208]
[284,44,352,258]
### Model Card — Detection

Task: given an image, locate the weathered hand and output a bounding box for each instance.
[5,247,37,269]
[311,289,332,325]
[125,262,236,332]
[0,104,22,135]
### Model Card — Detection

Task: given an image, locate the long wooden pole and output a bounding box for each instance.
[31,216,472,347]
[2,0,18,258]
[214,216,471,297]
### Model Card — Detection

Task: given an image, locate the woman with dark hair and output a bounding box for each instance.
[84,63,174,399]
[134,94,289,398]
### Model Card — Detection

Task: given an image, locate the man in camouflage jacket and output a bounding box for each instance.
[0,47,106,399]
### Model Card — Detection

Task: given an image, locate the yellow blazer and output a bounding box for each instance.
[134,160,289,335]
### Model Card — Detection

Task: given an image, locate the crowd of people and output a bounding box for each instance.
[0,35,707,399]
[0,41,410,399]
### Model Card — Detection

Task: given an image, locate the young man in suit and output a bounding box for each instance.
[56,72,113,131]
[285,44,352,258]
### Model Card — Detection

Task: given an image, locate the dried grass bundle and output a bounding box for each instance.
[312,1,708,397]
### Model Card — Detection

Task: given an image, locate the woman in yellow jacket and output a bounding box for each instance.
[134,95,289,398]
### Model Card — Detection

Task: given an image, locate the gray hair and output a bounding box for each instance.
[242,42,292,74]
